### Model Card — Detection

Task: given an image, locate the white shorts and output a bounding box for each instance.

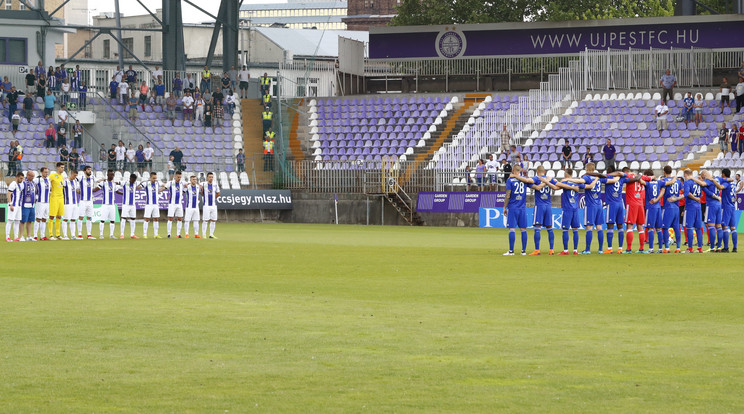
[184,207,200,222]
[35,202,49,219]
[202,206,218,221]
[121,205,136,219]
[63,204,78,220]
[100,204,116,222]
[144,205,160,219]
[78,201,94,218]
[167,204,184,218]
[8,206,22,221]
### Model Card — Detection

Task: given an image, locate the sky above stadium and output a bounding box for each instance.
[93,0,285,24]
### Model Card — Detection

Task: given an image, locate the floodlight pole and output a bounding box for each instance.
[114,0,124,68]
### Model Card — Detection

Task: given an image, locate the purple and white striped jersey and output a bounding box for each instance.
[120,181,139,206]
[77,175,97,202]
[202,182,220,207]
[166,180,184,206]
[185,184,201,209]
[144,180,160,205]
[98,180,118,205]
[63,179,79,205]
[8,181,25,207]
[33,176,51,203]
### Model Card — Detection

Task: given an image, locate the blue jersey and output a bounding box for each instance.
[661,177,681,209]
[700,179,721,207]
[603,175,627,205]
[721,180,735,210]
[561,183,585,211]
[684,179,702,209]
[505,177,527,209]
[581,175,602,207]
[644,180,663,210]
[532,176,556,207]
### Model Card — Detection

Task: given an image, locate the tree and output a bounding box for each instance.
[534,0,675,21]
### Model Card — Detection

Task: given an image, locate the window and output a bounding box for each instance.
[122,37,134,59]
[0,37,27,65]
[20,1,26,10]
[5,0,12,10]
[103,39,110,58]
[144,35,151,57]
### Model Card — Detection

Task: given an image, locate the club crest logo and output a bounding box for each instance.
[436,28,466,59]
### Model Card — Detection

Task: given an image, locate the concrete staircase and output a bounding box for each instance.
[241,98,273,187]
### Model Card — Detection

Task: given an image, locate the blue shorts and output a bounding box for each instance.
[21,207,36,223]
[506,208,527,229]
[704,203,722,225]
[532,205,553,227]
[662,207,679,229]
[684,207,703,229]
[584,204,605,226]
[606,202,625,225]
[561,209,581,229]
[646,208,662,229]
[721,207,739,229]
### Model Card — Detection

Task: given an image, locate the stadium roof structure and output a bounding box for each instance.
[240,2,347,11]
[245,16,345,26]
[255,27,368,59]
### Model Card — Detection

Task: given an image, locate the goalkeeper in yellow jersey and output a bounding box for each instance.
[47,162,66,239]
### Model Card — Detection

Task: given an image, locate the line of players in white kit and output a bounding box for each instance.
[502,162,739,255]
[5,162,221,241]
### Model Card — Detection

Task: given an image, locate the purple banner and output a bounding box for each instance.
[370,16,744,59]
[417,192,505,213]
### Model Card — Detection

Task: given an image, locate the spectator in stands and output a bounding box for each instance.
[47,69,57,92]
[37,73,47,97]
[693,93,703,127]
[508,145,520,164]
[152,65,163,83]
[213,88,224,109]
[182,91,194,122]
[213,99,223,132]
[0,76,9,104]
[659,69,676,103]
[115,140,126,172]
[128,91,138,122]
[22,93,34,122]
[485,154,499,191]
[79,81,88,110]
[166,94,177,121]
[73,120,83,149]
[114,66,124,84]
[739,124,744,154]
[34,61,45,79]
[45,123,56,148]
[144,142,154,171]
[154,79,166,108]
[57,104,69,130]
[6,141,17,176]
[79,150,87,167]
[603,139,616,171]
[582,147,592,166]
[195,94,205,122]
[125,65,137,89]
[474,159,486,191]
[59,144,69,164]
[184,73,195,94]
[107,144,116,171]
[654,100,669,131]
[239,65,250,99]
[500,124,511,154]
[44,89,55,119]
[168,156,176,179]
[148,89,157,108]
[11,110,21,136]
[126,143,136,172]
[69,147,79,171]
[500,159,512,185]
[201,66,211,93]
[236,148,245,173]
[204,98,213,129]
[118,79,129,105]
[56,125,67,149]
[136,144,145,174]
[221,72,231,96]
[71,65,82,92]
[203,88,212,104]
[561,140,572,170]
[225,91,236,116]
[682,92,694,126]
[25,68,36,93]
[170,146,184,171]
[109,76,118,100]
[172,73,183,97]
[99,143,107,165]
[720,123,730,155]
[739,61,744,81]
[721,77,731,111]
[736,77,744,114]
[4,86,23,123]
[139,80,149,111]
[228,66,238,91]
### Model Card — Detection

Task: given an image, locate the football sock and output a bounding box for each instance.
[121,221,126,237]
[618,229,625,248]
[663,228,669,249]
[585,229,593,251]
[562,230,569,251]
[647,229,654,249]
[129,219,136,237]
[639,229,646,250]
[547,228,554,250]
[656,229,663,249]
[209,221,215,236]
[153,221,159,234]
[534,228,541,250]
[70,221,77,237]
[33,221,38,238]
[607,229,614,248]
[508,230,515,252]
[77,220,82,236]
[723,229,730,250]
[47,220,52,237]
[626,230,633,250]
[695,228,703,248]
[167,220,172,236]
[99,221,104,237]
[682,225,688,245]
[686,228,693,248]
[40,221,46,238]
[143,221,149,235]
[703,227,709,245]
[572,229,579,250]
[61,221,68,238]
[184,221,190,236]
[521,230,527,252]
[86,220,92,236]
[109,223,115,237]
[716,227,723,249]
[54,219,61,237]
[707,226,716,248]
[674,227,681,249]
[194,221,200,235]
[176,220,182,236]
[597,229,604,251]
[202,221,208,237]
[13,221,20,239]
[732,231,738,249]
[5,220,11,239]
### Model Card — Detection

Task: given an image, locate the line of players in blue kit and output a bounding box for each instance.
[502,162,739,256]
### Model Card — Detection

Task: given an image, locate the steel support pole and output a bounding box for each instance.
[114,0,124,68]
[223,0,239,72]
[162,0,185,72]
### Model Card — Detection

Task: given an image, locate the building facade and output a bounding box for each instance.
[240,0,348,30]
[1,0,88,58]
[343,0,398,30]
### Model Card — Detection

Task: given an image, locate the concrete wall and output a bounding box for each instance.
[0,16,66,67]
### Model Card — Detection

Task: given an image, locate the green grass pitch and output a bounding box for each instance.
[2,223,743,412]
